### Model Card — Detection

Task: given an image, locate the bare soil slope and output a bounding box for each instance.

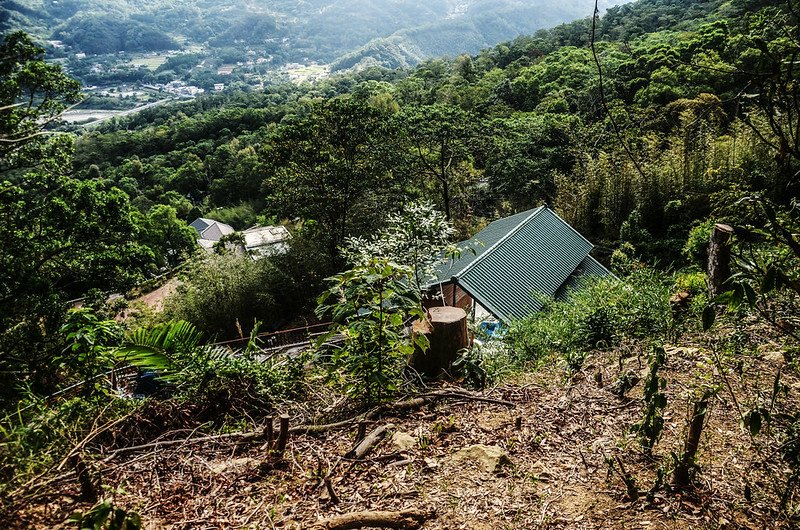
[14,338,797,529]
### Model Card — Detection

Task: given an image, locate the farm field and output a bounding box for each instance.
[128,54,169,70]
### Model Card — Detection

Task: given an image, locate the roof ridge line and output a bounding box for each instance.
[452,205,544,279]
[548,208,594,249]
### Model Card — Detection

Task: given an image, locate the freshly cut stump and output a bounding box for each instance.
[410,306,468,377]
[708,223,734,298]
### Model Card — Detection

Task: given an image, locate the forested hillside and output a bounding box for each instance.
[2,0,622,65]
[3,0,800,527]
[71,0,773,274]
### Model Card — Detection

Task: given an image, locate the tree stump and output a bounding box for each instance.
[672,391,712,489]
[707,223,734,298]
[410,306,468,377]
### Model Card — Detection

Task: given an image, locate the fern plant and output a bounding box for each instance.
[112,320,205,379]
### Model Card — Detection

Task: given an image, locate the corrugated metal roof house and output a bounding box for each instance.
[429,206,612,323]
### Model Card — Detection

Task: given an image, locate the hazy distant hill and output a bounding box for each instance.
[2,0,628,67]
[331,0,622,70]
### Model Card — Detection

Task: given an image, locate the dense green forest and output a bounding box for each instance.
[3,0,800,526]
[67,0,787,271]
[5,0,798,385]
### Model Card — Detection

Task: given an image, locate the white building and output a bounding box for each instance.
[241,225,292,258]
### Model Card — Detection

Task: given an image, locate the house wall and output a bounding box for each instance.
[424,282,473,312]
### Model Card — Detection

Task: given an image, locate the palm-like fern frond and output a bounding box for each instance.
[113,321,204,376]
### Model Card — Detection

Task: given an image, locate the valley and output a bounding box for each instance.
[3,0,800,528]
[5,0,626,106]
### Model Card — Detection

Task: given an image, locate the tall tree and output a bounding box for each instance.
[0,32,152,400]
[261,96,401,256]
[395,104,475,221]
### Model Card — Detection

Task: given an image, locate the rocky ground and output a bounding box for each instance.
[11,333,800,529]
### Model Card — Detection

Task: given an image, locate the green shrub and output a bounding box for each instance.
[164,253,294,339]
[454,339,521,388]
[674,269,707,295]
[0,394,138,497]
[682,219,715,268]
[117,320,307,419]
[69,499,142,530]
[179,348,307,420]
[505,270,673,371]
[316,258,426,405]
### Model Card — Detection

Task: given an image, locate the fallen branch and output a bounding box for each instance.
[103,429,266,458]
[103,389,514,457]
[345,423,394,460]
[421,389,515,407]
[308,508,435,530]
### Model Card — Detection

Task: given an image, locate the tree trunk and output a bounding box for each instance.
[410,306,467,377]
[707,223,734,298]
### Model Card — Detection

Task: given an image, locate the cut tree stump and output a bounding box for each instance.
[672,390,712,489]
[708,223,734,298]
[308,508,435,530]
[276,414,290,457]
[410,306,468,377]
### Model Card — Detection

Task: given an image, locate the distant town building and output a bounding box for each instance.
[213,83,225,92]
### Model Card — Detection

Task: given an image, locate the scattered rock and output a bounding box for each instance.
[391,431,417,451]
[664,345,701,358]
[424,457,439,470]
[208,457,256,474]
[761,350,786,365]
[451,444,511,473]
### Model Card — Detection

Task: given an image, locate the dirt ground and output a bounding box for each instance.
[10,334,799,529]
[120,278,179,318]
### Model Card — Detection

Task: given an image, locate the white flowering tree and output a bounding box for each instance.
[341,201,457,293]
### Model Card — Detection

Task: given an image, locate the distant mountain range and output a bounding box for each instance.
[2,0,627,68]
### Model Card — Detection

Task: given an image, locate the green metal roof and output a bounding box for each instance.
[554,255,614,301]
[433,206,611,323]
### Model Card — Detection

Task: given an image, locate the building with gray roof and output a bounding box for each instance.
[190,218,235,252]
